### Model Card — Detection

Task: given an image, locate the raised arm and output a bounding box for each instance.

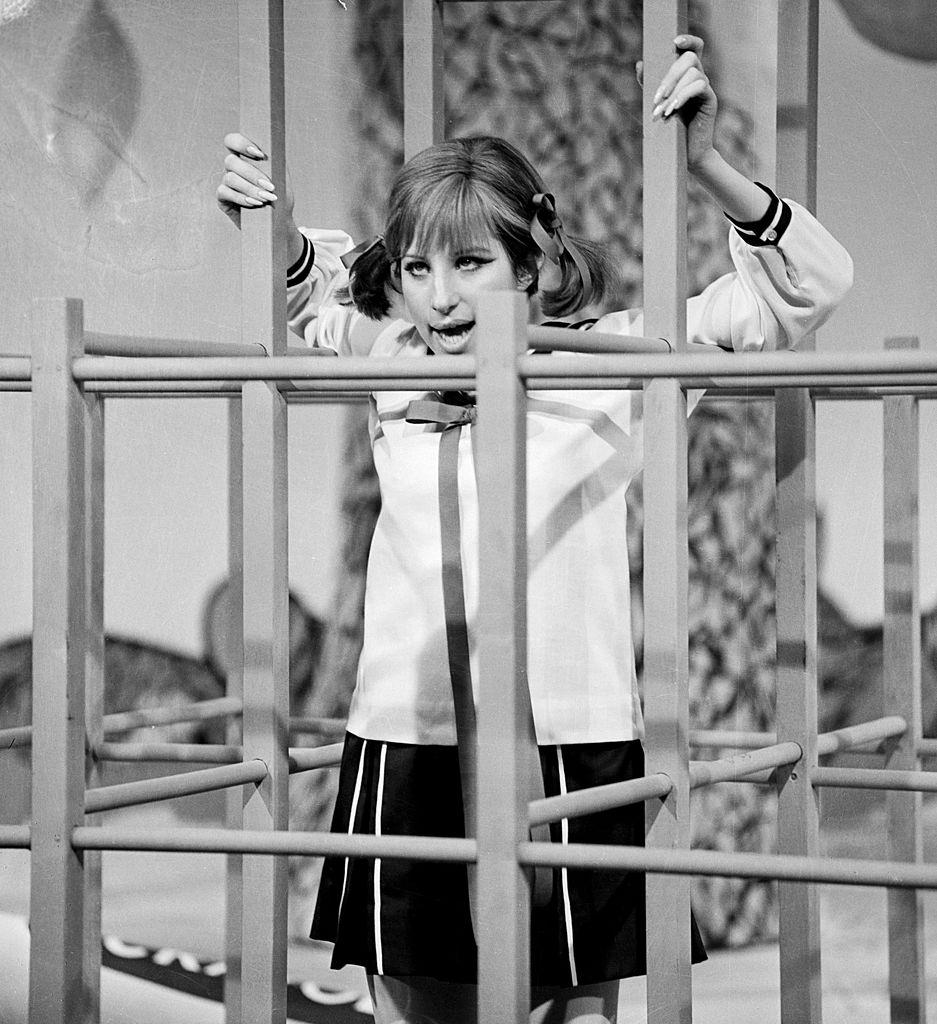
[616,37,853,352]
[216,131,307,267]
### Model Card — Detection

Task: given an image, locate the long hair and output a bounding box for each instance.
[348,136,613,320]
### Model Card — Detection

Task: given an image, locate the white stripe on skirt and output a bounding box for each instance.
[556,746,579,987]
[337,738,368,925]
[373,742,388,975]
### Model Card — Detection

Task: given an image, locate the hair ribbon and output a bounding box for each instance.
[529,193,593,303]
[341,234,385,270]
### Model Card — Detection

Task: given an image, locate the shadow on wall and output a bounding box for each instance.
[46,0,142,211]
[0,579,325,820]
[836,0,937,60]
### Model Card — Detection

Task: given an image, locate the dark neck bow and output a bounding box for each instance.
[405,391,476,428]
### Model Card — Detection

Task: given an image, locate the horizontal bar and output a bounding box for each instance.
[689,729,774,749]
[289,716,348,738]
[816,716,906,756]
[0,825,30,849]
[0,356,30,381]
[526,326,671,354]
[689,742,803,788]
[103,696,242,734]
[68,348,937,385]
[0,724,32,749]
[3,697,242,751]
[95,739,344,768]
[84,759,268,814]
[72,826,476,863]
[287,743,344,772]
[95,742,242,764]
[84,332,267,358]
[812,766,937,792]
[518,841,937,890]
[529,772,673,828]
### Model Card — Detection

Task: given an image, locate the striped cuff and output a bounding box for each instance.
[286,233,315,286]
[726,182,791,247]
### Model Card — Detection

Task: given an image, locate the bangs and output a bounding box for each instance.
[394,174,527,258]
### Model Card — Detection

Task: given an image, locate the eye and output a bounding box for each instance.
[401,258,429,278]
[455,254,492,272]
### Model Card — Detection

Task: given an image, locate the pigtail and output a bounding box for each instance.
[528,193,614,317]
[341,235,396,321]
[540,234,613,317]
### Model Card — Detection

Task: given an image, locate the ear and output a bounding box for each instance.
[516,253,543,291]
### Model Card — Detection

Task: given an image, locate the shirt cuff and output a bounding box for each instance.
[286,233,315,286]
[725,182,791,247]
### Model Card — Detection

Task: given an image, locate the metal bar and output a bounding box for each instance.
[529,774,674,828]
[71,349,937,382]
[816,715,906,756]
[642,1,690,1018]
[84,331,267,358]
[225,396,245,1024]
[288,715,348,738]
[689,743,803,788]
[475,290,531,1024]
[72,827,476,862]
[84,760,268,814]
[526,326,670,353]
[403,0,444,158]
[0,825,30,848]
[518,842,937,891]
[812,767,937,793]
[240,375,290,1024]
[103,696,242,734]
[95,742,242,764]
[690,729,775,749]
[29,297,88,1024]
[287,743,344,772]
[70,373,937,399]
[775,2,821,1018]
[0,356,30,379]
[882,336,926,1024]
[83,391,105,1023]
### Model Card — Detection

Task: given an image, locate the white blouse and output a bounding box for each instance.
[286,200,852,745]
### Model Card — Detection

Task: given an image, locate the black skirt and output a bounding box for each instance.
[310,733,706,986]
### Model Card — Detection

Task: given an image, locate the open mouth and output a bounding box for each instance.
[430,321,475,351]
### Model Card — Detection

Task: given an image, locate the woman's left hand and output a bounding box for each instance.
[640,35,717,170]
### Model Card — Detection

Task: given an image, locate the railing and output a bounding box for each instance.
[6,304,934,1024]
[2,2,933,1024]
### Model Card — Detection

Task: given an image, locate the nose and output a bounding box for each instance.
[431,269,458,315]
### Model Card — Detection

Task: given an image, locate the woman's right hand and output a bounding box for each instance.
[217,132,295,223]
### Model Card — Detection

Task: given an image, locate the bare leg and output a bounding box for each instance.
[367,976,619,1024]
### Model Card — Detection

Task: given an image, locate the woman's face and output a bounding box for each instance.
[399,235,531,355]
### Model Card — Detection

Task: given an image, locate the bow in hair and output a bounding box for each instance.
[529,193,593,303]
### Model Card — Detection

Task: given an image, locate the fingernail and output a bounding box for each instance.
[652,103,664,120]
[258,177,275,190]
[247,144,266,158]
[243,197,264,207]
[663,102,675,117]
[259,190,278,202]
[652,87,663,105]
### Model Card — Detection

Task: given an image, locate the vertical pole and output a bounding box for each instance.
[882,336,925,1024]
[29,297,89,1024]
[775,4,822,1023]
[224,398,245,1024]
[237,2,289,1021]
[475,290,530,1024]
[641,2,691,1022]
[403,0,444,157]
[83,393,106,1023]
[240,379,290,1024]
